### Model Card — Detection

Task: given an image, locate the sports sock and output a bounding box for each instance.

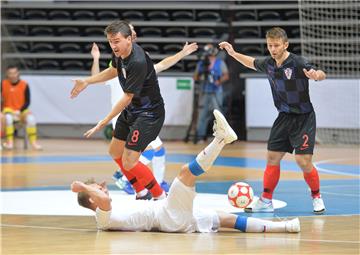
[114,158,145,193]
[188,137,225,176]
[303,167,321,198]
[262,165,280,200]
[152,147,166,183]
[139,149,154,165]
[125,160,164,198]
[234,216,286,233]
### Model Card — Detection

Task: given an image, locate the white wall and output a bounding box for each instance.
[23,75,194,126]
[246,78,360,129]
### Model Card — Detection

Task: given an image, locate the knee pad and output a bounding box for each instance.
[5,114,14,126]
[26,114,36,127]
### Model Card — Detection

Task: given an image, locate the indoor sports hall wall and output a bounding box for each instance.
[246,78,360,141]
[22,75,194,125]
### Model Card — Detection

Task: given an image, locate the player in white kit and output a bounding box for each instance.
[90,23,198,196]
[71,110,300,233]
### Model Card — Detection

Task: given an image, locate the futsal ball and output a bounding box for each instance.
[227,182,254,208]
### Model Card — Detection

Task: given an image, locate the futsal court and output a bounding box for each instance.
[1,139,359,254]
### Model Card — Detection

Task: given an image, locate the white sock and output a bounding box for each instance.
[195,137,225,172]
[246,217,286,233]
[152,154,165,183]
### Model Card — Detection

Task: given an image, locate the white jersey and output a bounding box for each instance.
[95,178,219,233]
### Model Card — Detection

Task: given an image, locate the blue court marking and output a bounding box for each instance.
[2,179,359,218]
[2,153,359,176]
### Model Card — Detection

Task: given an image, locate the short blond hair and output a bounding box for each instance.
[266,27,288,42]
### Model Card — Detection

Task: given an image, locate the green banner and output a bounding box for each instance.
[176,79,191,90]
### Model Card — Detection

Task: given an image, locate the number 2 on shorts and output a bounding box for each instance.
[302,134,309,148]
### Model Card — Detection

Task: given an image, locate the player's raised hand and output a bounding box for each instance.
[303,68,319,80]
[70,79,89,98]
[71,181,86,193]
[219,41,235,55]
[83,119,108,138]
[91,42,100,60]
[182,42,198,56]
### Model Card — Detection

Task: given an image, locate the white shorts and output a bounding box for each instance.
[156,178,219,233]
[148,136,163,150]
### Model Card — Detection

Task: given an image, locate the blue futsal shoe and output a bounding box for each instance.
[123,181,135,195]
[160,181,170,192]
[112,170,122,181]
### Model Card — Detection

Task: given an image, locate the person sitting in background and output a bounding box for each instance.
[1,65,42,150]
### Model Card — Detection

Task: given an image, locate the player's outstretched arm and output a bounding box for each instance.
[219,41,256,71]
[83,93,133,138]
[70,67,118,99]
[71,181,111,211]
[154,42,198,74]
[91,42,101,76]
[303,68,326,81]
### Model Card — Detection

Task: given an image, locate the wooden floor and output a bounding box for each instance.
[1,139,360,254]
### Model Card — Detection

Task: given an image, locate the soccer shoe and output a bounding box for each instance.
[285,218,301,233]
[212,109,238,144]
[112,170,122,181]
[244,197,274,213]
[160,181,170,192]
[123,181,135,195]
[313,197,326,214]
[136,191,152,200]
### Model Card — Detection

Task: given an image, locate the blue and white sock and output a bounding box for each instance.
[139,149,155,165]
[188,137,226,176]
[234,216,286,233]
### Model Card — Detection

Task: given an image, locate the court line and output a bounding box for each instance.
[1,223,96,232]
[320,191,359,197]
[3,224,359,245]
[210,234,360,245]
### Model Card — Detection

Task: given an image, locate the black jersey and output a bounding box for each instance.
[111,43,164,115]
[254,53,316,114]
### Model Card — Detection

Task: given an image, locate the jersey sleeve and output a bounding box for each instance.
[95,207,112,230]
[122,60,147,95]
[298,56,317,71]
[95,207,154,231]
[253,57,268,73]
[111,54,117,68]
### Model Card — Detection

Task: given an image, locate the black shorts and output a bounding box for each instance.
[113,107,165,152]
[267,111,316,154]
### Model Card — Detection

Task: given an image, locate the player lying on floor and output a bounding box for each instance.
[71,110,300,233]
